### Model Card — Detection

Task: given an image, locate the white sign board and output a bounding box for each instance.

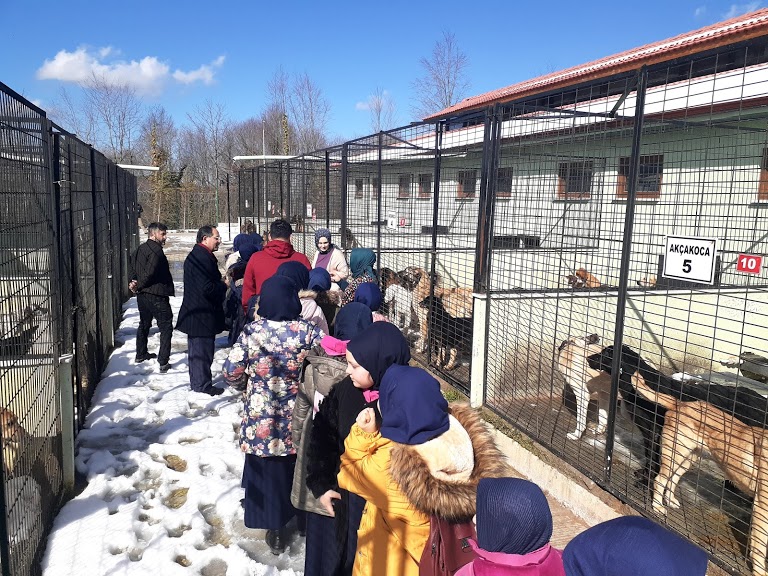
[386,210,398,231]
[663,236,717,284]
[306,203,313,218]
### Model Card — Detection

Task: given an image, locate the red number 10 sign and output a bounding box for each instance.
[736,254,763,274]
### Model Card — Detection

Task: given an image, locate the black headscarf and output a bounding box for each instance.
[276,261,310,291]
[257,276,302,321]
[334,302,373,341]
[346,322,410,387]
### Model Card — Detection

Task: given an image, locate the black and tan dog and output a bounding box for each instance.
[419,295,472,371]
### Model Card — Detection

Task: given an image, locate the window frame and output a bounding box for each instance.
[496,166,513,199]
[417,173,432,199]
[617,154,663,199]
[759,148,768,202]
[557,161,594,200]
[354,178,364,199]
[397,174,412,199]
[457,169,477,200]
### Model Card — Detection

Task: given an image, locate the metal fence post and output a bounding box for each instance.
[325,151,331,228]
[603,66,648,483]
[341,144,348,250]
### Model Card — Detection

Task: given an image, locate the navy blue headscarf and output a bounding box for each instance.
[309,268,332,292]
[233,233,252,252]
[257,276,302,321]
[277,261,310,291]
[333,302,372,341]
[249,232,264,251]
[354,282,382,312]
[476,478,552,555]
[562,516,708,576]
[379,365,449,445]
[346,322,410,387]
[239,243,259,263]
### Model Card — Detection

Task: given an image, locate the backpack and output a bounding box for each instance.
[419,515,478,576]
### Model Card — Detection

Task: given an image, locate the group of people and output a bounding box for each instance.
[131,220,710,575]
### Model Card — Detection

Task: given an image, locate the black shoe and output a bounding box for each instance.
[135,353,157,362]
[199,386,224,396]
[159,363,171,373]
[266,529,286,555]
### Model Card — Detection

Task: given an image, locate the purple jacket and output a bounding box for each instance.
[455,540,565,576]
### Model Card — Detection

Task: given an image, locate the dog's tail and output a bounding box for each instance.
[632,374,678,410]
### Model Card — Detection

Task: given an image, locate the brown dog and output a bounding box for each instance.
[632,375,768,576]
[556,334,612,440]
[567,268,601,289]
[0,407,25,475]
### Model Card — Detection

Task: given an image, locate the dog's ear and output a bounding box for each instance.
[586,333,600,345]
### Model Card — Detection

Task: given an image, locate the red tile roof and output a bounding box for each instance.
[425,8,768,120]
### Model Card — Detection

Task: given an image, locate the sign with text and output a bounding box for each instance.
[663,236,717,284]
[736,253,763,275]
[306,203,313,218]
[386,211,397,231]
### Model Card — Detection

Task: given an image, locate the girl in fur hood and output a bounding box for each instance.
[338,362,512,576]
[277,261,330,335]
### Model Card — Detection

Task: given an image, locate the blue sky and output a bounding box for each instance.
[0,0,765,141]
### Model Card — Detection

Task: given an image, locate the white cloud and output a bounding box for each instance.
[694,5,707,17]
[723,2,761,18]
[172,55,226,85]
[355,101,370,111]
[356,89,393,112]
[36,47,225,95]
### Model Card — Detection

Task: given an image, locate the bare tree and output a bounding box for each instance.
[83,74,144,162]
[368,86,396,133]
[412,31,471,119]
[289,72,331,153]
[50,86,97,144]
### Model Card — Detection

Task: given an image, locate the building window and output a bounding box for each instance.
[760,149,768,202]
[354,178,364,199]
[496,167,513,199]
[618,155,663,199]
[398,174,411,199]
[371,177,379,197]
[558,161,593,199]
[457,170,477,200]
[418,173,432,198]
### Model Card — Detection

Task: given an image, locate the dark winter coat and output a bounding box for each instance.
[291,348,348,515]
[176,244,227,337]
[133,239,174,296]
[305,376,368,499]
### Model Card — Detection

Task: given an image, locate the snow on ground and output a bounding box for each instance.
[42,229,306,576]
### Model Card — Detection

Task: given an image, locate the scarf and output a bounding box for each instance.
[349,248,376,280]
[276,261,310,291]
[257,276,302,321]
[346,322,410,386]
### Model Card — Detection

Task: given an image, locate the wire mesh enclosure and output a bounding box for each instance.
[0,81,138,576]
[235,30,768,575]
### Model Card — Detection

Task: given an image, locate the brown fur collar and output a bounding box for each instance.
[389,403,514,523]
[316,290,342,306]
[299,289,318,300]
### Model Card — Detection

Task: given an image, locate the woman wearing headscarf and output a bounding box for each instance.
[339,364,512,576]
[225,243,260,346]
[353,282,388,322]
[562,516,708,576]
[292,302,374,576]
[310,267,342,334]
[455,478,565,576]
[308,322,410,576]
[222,275,325,555]
[312,228,349,291]
[277,261,330,335]
[225,232,262,271]
[341,248,378,306]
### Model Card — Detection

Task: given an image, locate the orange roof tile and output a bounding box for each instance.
[425,8,768,120]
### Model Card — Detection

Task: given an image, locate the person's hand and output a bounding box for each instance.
[330,272,340,282]
[356,407,378,434]
[318,489,341,516]
[128,280,138,294]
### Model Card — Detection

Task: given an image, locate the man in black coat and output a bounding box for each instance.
[176,225,227,396]
[130,222,174,371]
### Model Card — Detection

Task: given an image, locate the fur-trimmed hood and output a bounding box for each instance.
[389,403,513,523]
[298,289,318,300]
[316,289,342,306]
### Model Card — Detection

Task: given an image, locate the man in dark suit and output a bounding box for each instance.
[130,222,174,371]
[176,225,227,396]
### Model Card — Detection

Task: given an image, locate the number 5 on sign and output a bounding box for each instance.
[663,236,718,284]
[737,254,763,275]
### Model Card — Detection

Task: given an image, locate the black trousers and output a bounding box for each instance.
[187,336,215,392]
[136,293,173,364]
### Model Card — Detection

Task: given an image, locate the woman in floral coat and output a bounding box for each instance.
[223,275,325,554]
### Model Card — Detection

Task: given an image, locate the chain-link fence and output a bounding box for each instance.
[236,33,768,574]
[0,81,138,576]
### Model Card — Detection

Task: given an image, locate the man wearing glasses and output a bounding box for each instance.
[176,225,227,396]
